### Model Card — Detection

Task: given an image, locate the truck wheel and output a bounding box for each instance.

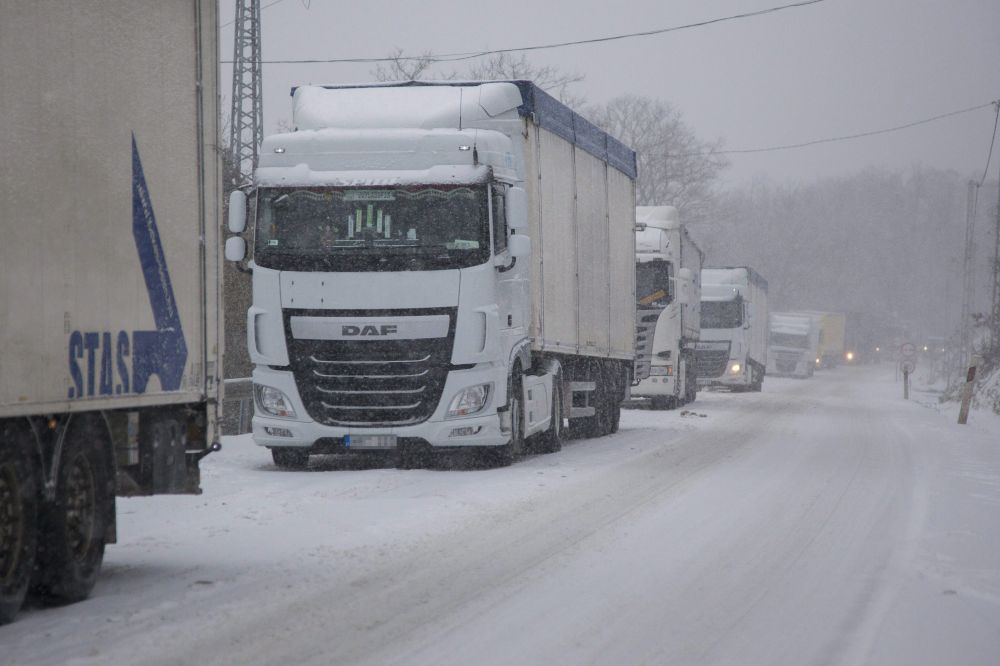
[607,395,621,434]
[650,396,676,411]
[492,364,525,466]
[271,447,309,470]
[0,423,39,624]
[534,382,563,454]
[33,417,113,604]
[684,362,698,405]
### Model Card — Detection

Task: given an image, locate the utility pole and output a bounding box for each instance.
[991,153,1000,354]
[961,180,978,368]
[229,0,262,188]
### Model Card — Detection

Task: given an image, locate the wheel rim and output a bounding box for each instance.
[0,461,24,582]
[64,452,97,561]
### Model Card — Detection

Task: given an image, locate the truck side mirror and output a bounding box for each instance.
[225,236,246,262]
[508,233,531,259]
[505,187,528,231]
[673,267,694,304]
[228,190,247,234]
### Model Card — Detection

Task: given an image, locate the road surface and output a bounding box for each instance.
[4,365,999,665]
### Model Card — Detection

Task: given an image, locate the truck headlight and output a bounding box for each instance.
[255,384,296,418]
[446,383,492,418]
[649,366,673,376]
[729,363,741,374]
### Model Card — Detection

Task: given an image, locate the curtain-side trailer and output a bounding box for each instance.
[0,1,221,623]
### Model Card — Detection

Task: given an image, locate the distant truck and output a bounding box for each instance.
[803,311,847,368]
[766,312,819,378]
[696,268,769,391]
[0,1,221,623]
[632,206,703,409]
[225,81,640,468]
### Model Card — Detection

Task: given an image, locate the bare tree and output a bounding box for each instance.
[586,95,728,225]
[371,48,441,82]
[371,50,584,106]
[463,53,585,106]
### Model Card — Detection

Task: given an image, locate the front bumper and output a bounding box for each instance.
[697,360,750,387]
[251,365,508,449]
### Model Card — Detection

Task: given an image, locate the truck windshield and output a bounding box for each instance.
[253,185,490,271]
[701,298,743,328]
[636,261,672,308]
[770,332,809,349]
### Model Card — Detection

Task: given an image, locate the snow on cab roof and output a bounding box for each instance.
[290,81,637,179]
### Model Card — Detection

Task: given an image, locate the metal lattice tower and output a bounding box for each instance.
[229,0,262,187]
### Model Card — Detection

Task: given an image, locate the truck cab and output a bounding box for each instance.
[632,206,702,409]
[767,312,819,378]
[696,267,768,391]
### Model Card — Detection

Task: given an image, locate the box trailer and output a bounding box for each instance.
[0,0,221,623]
[226,81,638,467]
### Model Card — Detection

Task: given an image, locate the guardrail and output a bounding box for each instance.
[222,377,253,435]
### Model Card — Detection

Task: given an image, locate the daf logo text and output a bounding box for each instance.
[342,324,398,337]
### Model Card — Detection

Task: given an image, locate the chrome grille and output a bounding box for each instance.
[285,309,456,427]
[634,307,663,382]
[695,348,730,378]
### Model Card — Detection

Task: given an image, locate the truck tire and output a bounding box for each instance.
[534,382,563,454]
[495,364,526,466]
[271,447,309,470]
[0,422,39,625]
[683,360,698,405]
[650,396,677,411]
[33,416,113,604]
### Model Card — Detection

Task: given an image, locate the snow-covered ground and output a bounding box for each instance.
[3,365,999,665]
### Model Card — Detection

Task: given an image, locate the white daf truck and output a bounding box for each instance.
[766,312,819,378]
[696,267,769,391]
[226,82,640,468]
[632,206,703,409]
[0,1,221,623]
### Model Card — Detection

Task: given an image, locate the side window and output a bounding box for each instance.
[492,185,508,253]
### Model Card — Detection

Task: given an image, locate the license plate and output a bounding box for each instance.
[344,434,397,450]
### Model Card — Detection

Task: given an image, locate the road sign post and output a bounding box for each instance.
[958,356,982,424]
[900,359,915,399]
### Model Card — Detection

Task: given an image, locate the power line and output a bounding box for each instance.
[220,0,827,65]
[679,100,1000,158]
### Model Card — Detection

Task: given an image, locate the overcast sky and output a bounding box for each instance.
[219,0,1000,188]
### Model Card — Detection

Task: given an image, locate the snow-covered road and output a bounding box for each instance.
[4,366,999,665]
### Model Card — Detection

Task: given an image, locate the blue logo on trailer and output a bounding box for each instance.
[67,135,188,398]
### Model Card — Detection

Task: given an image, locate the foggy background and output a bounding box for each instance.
[219,0,1000,370]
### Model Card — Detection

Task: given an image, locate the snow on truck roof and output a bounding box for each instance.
[636,206,680,230]
[770,313,813,335]
[702,266,768,291]
[290,81,637,179]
